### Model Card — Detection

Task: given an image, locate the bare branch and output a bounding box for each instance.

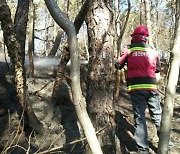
[38,126,107,154]
[74,0,92,34]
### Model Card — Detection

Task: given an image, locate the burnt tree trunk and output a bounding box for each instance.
[0,0,43,134]
[28,0,35,77]
[14,0,43,134]
[44,0,103,153]
[47,0,92,121]
[14,0,29,62]
[44,45,70,122]
[48,30,63,58]
[86,1,116,153]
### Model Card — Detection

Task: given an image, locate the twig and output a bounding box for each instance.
[48,130,65,150]
[37,125,107,154]
[34,123,62,154]
[8,109,11,131]
[2,130,17,152]
[1,145,27,154]
[158,89,165,96]
[3,43,9,71]
[26,131,33,154]
[158,89,179,104]
[3,110,25,153]
[33,80,53,95]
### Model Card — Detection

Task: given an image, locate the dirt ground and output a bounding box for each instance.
[0,57,179,154]
[116,82,180,154]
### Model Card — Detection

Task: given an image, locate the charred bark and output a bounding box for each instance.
[48,0,91,59]
[74,0,92,34]
[48,0,93,119]
[14,0,29,62]
[0,0,43,134]
[28,0,35,77]
[48,30,63,58]
[86,1,116,153]
[44,0,103,153]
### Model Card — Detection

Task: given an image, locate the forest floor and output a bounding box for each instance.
[116,83,180,154]
[0,54,179,154]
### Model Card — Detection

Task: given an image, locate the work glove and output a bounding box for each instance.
[115,62,122,70]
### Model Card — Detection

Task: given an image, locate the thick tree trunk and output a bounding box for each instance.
[14,0,29,62]
[47,0,92,121]
[0,0,43,134]
[157,2,180,153]
[86,1,116,153]
[44,1,103,153]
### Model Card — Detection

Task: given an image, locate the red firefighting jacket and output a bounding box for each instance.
[117,42,160,92]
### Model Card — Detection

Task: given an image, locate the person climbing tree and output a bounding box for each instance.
[115,25,174,154]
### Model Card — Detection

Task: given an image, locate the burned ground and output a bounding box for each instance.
[0,58,179,154]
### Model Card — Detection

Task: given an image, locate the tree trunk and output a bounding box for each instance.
[44,45,70,122]
[157,1,180,153]
[51,0,92,101]
[44,1,103,153]
[14,0,29,62]
[115,0,131,100]
[45,12,51,56]
[48,30,63,58]
[28,0,35,77]
[47,0,92,121]
[86,1,116,153]
[140,0,143,25]
[144,0,154,48]
[0,0,43,134]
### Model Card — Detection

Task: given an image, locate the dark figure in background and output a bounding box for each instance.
[115,25,173,154]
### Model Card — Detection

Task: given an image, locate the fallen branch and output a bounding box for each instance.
[32,80,53,95]
[37,125,107,154]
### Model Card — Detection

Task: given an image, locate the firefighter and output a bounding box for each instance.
[115,25,173,154]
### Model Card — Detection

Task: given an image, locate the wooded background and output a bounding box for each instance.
[0,0,179,154]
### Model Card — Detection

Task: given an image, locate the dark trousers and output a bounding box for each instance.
[130,90,162,153]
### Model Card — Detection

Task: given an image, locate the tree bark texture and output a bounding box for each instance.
[50,0,92,100]
[14,0,29,62]
[86,1,116,153]
[115,0,131,100]
[49,0,92,120]
[44,1,103,153]
[0,0,43,134]
[51,45,70,101]
[0,1,25,108]
[48,30,63,58]
[144,0,154,48]
[157,3,180,153]
[28,0,35,77]
[74,0,92,34]
[46,45,70,122]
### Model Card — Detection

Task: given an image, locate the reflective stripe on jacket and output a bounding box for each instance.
[117,42,160,92]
